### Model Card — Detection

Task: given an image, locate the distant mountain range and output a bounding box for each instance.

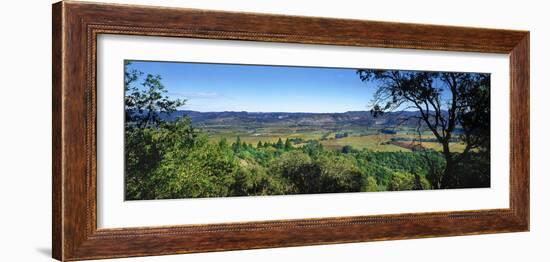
[160,110,431,129]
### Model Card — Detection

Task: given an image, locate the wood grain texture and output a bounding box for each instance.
[52,1,530,261]
[52,2,63,260]
[509,35,530,227]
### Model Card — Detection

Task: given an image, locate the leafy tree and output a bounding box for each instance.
[388,171,415,191]
[232,136,242,153]
[270,151,321,194]
[218,138,229,149]
[302,140,324,157]
[125,63,184,128]
[230,164,285,196]
[362,176,379,192]
[317,153,363,193]
[341,145,354,154]
[275,138,284,149]
[125,126,163,199]
[125,65,490,200]
[153,126,237,199]
[284,138,293,150]
[357,70,490,188]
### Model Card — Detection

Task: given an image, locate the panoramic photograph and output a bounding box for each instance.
[124,60,491,201]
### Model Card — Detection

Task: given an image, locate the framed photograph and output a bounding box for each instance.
[52,1,529,261]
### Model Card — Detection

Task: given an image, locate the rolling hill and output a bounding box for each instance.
[161,110,427,129]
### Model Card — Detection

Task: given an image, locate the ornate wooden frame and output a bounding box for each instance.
[52,1,529,261]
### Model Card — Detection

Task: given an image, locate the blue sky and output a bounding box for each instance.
[126,60,377,113]
[125,61,448,113]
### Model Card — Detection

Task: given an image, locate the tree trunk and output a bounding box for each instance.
[440,142,455,189]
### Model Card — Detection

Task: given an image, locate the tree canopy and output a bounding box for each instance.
[357,69,490,188]
[123,64,490,200]
[124,62,185,128]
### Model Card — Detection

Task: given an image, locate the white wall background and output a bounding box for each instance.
[0,0,546,261]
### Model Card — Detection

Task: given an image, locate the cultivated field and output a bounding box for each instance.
[202,126,466,153]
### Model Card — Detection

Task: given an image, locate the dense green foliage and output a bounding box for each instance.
[124,65,490,200]
[125,118,489,200]
[357,70,491,189]
[124,61,184,128]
